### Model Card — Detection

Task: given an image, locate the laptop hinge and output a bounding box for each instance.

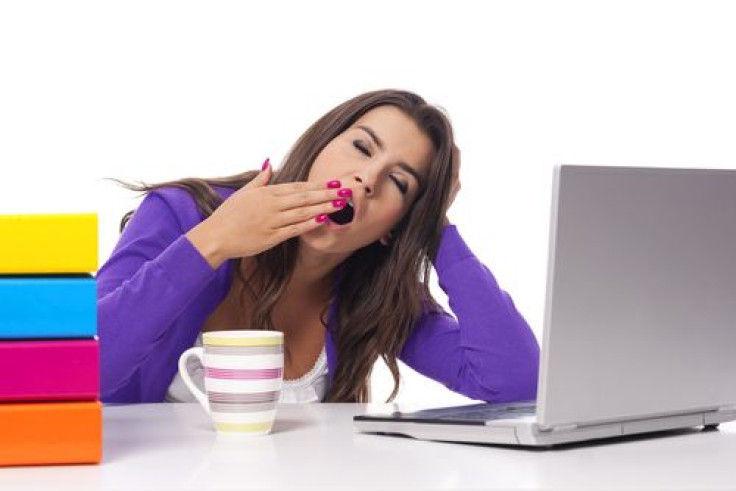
[549,423,578,432]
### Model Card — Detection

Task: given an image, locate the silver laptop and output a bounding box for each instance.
[354,165,736,447]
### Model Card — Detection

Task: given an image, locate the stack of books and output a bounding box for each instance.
[0,214,102,466]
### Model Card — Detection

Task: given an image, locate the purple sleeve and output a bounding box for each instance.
[399,225,540,402]
[96,191,217,399]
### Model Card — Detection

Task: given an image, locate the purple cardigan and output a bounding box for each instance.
[96,185,540,403]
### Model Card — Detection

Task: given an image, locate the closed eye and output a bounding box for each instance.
[354,140,370,157]
[353,140,408,195]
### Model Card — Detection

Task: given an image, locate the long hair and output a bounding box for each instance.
[109,89,456,402]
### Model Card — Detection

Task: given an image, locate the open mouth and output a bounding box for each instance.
[328,199,355,225]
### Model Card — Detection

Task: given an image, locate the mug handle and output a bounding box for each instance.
[178,347,210,414]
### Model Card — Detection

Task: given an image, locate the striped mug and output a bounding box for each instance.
[178,330,284,437]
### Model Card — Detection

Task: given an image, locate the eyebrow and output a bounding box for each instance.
[356,125,426,191]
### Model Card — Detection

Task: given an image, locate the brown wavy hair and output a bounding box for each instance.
[109,89,456,402]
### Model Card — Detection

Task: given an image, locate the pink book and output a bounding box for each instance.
[0,339,99,401]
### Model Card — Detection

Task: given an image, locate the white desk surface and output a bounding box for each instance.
[1,402,735,490]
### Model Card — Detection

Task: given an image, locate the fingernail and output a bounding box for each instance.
[262,158,270,171]
[332,199,346,208]
[326,180,341,189]
[315,214,330,223]
[337,188,352,198]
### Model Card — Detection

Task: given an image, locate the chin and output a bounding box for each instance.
[298,229,339,249]
[299,230,362,256]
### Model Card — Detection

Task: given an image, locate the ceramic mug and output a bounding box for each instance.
[178,330,284,437]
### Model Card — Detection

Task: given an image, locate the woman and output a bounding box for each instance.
[97,89,540,404]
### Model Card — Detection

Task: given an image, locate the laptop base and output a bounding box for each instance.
[354,406,735,447]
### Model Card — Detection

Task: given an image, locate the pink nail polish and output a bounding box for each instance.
[262,158,270,171]
[326,180,341,189]
[332,199,346,208]
[315,214,329,223]
[337,188,352,198]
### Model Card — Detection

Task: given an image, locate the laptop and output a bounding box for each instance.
[354,165,736,447]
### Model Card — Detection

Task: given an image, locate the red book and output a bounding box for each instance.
[0,339,99,401]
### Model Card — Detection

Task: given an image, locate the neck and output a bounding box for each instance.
[289,242,349,296]
[237,243,350,301]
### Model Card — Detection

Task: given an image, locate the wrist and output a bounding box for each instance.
[186,221,227,270]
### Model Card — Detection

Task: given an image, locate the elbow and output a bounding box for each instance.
[494,345,540,403]
[499,317,541,402]
[493,368,539,403]
[459,345,540,404]
[474,368,538,404]
[99,363,126,402]
[99,366,138,403]
[100,385,120,404]
[97,329,139,403]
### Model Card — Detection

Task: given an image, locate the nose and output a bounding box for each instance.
[353,164,382,195]
[353,158,390,196]
[354,175,372,195]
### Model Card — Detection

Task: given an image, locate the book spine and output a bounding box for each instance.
[0,339,99,401]
[0,214,98,274]
[0,276,96,338]
[0,401,102,466]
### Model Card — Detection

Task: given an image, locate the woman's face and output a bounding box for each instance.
[303,105,434,253]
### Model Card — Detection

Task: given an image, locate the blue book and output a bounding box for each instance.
[0,276,96,339]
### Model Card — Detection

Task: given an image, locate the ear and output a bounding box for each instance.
[379,229,394,247]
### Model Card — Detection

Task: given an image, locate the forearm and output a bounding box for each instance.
[186,220,228,270]
[439,247,540,401]
[402,225,540,402]
[97,235,217,399]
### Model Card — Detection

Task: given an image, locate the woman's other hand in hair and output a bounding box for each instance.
[442,143,461,228]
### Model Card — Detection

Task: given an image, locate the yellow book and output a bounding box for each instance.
[0,214,97,274]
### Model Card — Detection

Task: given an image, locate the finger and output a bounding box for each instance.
[451,144,461,174]
[269,180,332,196]
[275,187,351,212]
[243,158,272,189]
[272,199,346,229]
[274,213,330,242]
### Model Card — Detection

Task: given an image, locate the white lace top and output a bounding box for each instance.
[165,333,329,403]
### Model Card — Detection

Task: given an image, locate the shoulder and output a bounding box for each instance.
[145,184,237,232]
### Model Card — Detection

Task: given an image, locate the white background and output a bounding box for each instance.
[1,1,735,406]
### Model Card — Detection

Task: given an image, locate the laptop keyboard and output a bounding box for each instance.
[411,401,537,422]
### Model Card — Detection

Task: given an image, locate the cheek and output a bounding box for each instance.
[308,155,327,179]
[310,146,345,179]
[388,201,405,219]
[369,201,405,230]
